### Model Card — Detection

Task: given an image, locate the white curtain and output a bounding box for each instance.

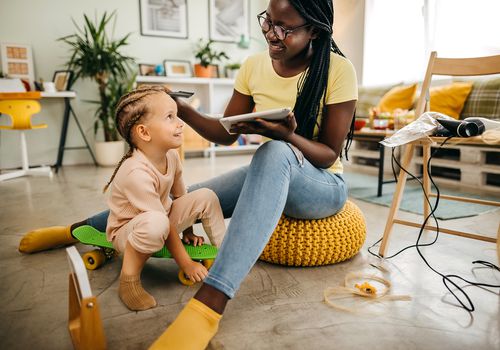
[426,0,500,57]
[363,0,500,86]
[363,0,426,86]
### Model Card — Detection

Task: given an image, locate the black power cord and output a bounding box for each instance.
[367,137,500,312]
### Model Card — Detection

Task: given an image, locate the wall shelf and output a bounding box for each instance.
[136,76,258,158]
[137,76,235,86]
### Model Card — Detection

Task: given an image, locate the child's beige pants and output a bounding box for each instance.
[113,188,225,254]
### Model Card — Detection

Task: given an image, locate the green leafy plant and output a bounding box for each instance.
[225,62,241,70]
[88,73,136,138]
[224,62,241,78]
[58,11,135,141]
[194,39,229,67]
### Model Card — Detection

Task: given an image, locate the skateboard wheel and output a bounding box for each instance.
[178,269,196,286]
[83,249,106,270]
[202,259,214,270]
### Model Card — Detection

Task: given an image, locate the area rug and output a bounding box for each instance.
[344,172,499,220]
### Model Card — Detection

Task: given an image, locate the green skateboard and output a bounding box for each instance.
[72,225,218,285]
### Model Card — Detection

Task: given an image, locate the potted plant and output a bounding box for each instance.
[193,39,228,78]
[224,62,241,79]
[59,11,135,166]
[89,73,136,166]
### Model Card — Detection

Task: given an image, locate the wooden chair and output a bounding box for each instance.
[379,51,500,257]
[0,92,53,181]
[66,246,106,350]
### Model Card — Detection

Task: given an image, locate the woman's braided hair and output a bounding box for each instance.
[102,84,169,193]
[289,0,355,159]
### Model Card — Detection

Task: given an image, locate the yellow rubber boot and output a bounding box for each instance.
[149,298,221,350]
[19,226,77,253]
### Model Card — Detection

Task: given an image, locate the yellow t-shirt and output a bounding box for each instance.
[234,51,358,173]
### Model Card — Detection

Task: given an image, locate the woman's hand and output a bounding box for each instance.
[182,231,205,247]
[229,113,297,141]
[181,261,209,282]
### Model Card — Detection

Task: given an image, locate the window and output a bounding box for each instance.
[426,0,500,57]
[363,0,500,86]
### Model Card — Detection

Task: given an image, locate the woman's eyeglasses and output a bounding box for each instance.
[257,11,310,41]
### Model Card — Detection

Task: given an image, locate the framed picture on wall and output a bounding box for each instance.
[52,70,73,91]
[0,43,35,88]
[163,60,193,77]
[139,63,160,76]
[139,0,188,38]
[209,0,250,43]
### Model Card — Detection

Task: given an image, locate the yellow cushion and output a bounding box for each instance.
[378,83,417,113]
[260,201,366,267]
[430,82,473,119]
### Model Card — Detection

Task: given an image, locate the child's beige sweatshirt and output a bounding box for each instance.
[106,149,186,241]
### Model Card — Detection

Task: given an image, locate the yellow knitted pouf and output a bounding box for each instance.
[260,200,366,266]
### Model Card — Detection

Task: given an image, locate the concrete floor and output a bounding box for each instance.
[0,155,499,350]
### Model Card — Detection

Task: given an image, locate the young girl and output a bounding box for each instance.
[105,85,225,311]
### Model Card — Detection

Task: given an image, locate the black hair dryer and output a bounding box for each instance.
[436,118,485,137]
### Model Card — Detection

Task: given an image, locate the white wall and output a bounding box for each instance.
[0,0,267,168]
[0,0,364,169]
[334,0,365,84]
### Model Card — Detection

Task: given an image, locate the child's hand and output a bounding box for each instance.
[182,231,205,246]
[182,261,208,282]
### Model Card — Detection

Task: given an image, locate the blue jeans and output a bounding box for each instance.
[86,141,347,298]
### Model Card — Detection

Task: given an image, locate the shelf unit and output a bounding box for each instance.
[345,129,500,194]
[414,143,500,193]
[136,76,258,158]
[346,139,395,176]
[345,129,393,174]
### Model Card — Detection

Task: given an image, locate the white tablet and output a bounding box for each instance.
[219,107,292,134]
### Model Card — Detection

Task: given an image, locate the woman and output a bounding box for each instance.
[149,0,357,348]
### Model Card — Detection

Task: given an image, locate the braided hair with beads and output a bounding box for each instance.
[102,85,170,193]
[289,0,355,159]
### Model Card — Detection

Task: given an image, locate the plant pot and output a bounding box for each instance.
[194,64,217,78]
[94,140,125,167]
[225,68,240,79]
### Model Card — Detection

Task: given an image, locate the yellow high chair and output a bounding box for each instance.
[0,92,53,181]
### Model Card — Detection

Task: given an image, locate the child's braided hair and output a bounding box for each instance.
[102,84,169,193]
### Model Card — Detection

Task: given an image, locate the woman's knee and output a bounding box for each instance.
[258,140,290,154]
[253,141,294,164]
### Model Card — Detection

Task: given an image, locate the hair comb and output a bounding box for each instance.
[167,91,194,98]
